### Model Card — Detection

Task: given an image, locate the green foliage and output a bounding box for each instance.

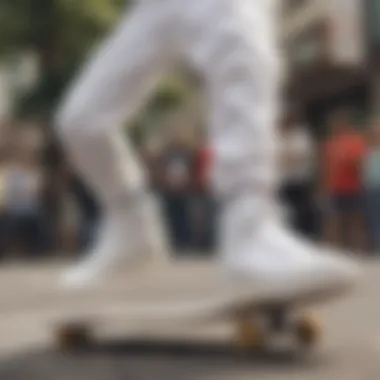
[147,78,190,114]
[0,0,126,55]
[1,0,127,116]
[129,73,199,141]
[1,0,193,130]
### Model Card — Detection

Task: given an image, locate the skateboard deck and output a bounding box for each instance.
[0,260,329,352]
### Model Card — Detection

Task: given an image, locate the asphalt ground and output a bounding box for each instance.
[0,258,378,380]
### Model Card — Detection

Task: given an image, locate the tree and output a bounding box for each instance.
[0,0,194,133]
[0,0,128,117]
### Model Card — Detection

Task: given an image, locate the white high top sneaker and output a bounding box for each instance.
[61,192,168,288]
[219,196,359,304]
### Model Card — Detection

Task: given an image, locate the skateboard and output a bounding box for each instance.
[1,261,325,353]
[55,300,322,353]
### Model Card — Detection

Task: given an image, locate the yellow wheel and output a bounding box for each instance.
[294,314,322,348]
[235,319,266,351]
[55,323,92,351]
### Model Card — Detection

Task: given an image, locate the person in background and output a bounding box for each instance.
[191,132,216,252]
[5,145,47,257]
[40,133,66,253]
[142,135,164,194]
[322,112,367,252]
[69,170,100,252]
[279,112,318,239]
[363,122,380,253]
[0,145,10,257]
[158,125,196,253]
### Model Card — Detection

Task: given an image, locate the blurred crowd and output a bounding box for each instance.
[144,127,217,254]
[0,122,99,259]
[280,110,380,255]
[0,119,218,260]
[1,109,380,261]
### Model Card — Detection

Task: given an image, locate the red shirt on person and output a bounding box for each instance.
[323,130,367,195]
[194,146,213,193]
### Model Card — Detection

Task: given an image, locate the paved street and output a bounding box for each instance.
[0,259,379,380]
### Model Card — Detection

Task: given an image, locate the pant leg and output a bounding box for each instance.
[293,181,318,239]
[162,194,180,251]
[175,195,190,252]
[176,3,281,261]
[164,194,189,252]
[80,214,98,250]
[12,210,42,256]
[366,188,380,252]
[23,213,39,255]
[178,2,281,202]
[56,1,181,207]
[0,213,10,258]
[365,190,374,250]
[57,0,280,213]
[78,201,100,250]
[279,182,298,229]
[32,211,52,255]
[372,190,380,252]
[202,194,218,251]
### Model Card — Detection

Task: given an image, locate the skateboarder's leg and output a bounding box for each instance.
[56,0,358,300]
[56,2,179,286]
[175,0,358,299]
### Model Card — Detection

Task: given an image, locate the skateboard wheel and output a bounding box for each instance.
[235,320,266,351]
[294,314,322,347]
[55,323,92,351]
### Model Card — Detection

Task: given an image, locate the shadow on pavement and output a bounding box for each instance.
[0,339,335,380]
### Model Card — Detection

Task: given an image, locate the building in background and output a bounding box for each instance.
[281,0,373,137]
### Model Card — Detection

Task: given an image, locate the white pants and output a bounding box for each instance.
[56,0,281,211]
